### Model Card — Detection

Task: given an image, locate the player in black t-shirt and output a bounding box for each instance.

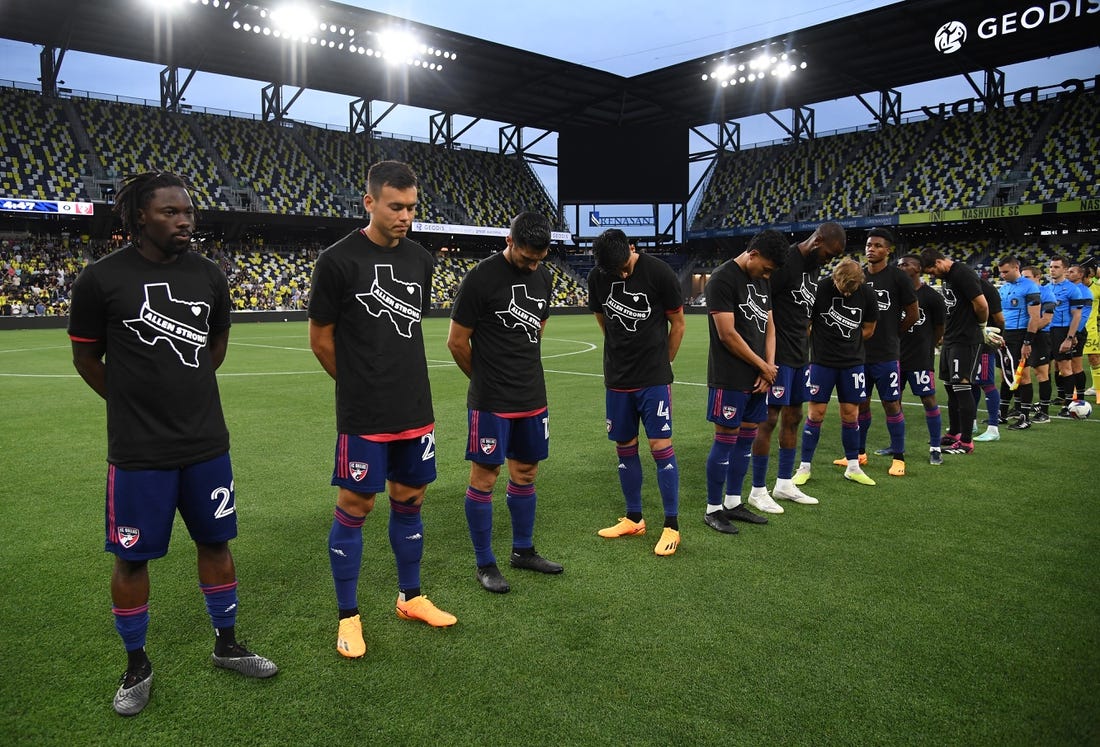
[448,212,564,594]
[69,172,276,716]
[836,228,917,477]
[919,248,994,455]
[749,223,847,510]
[701,230,788,534]
[972,277,1007,441]
[587,229,686,556]
[310,161,457,661]
[794,259,880,487]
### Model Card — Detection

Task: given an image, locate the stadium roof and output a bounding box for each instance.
[1,0,1098,130]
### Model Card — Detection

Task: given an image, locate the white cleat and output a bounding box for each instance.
[747,490,784,514]
[772,484,819,505]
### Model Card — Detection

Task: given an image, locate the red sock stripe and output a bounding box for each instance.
[506,481,535,497]
[389,498,421,514]
[466,486,493,503]
[112,604,149,617]
[887,412,905,424]
[714,432,738,444]
[200,581,239,595]
[652,445,675,460]
[616,444,639,458]
[334,506,365,527]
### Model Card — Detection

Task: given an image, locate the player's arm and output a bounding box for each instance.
[861,320,877,340]
[209,328,229,370]
[666,307,685,363]
[71,339,108,400]
[970,292,989,325]
[309,319,338,380]
[592,312,606,334]
[712,310,775,384]
[446,320,475,378]
[899,300,919,334]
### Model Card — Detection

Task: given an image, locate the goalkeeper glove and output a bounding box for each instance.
[981,323,1004,347]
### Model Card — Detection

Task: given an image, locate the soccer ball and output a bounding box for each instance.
[1067,400,1093,419]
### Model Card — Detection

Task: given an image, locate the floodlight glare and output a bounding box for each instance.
[378,29,420,61]
[269,4,317,34]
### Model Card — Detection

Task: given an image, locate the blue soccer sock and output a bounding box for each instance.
[751,453,769,489]
[777,447,796,481]
[329,506,365,613]
[200,580,239,631]
[388,498,423,598]
[924,403,942,448]
[800,419,822,464]
[705,432,737,507]
[506,481,536,551]
[886,410,906,454]
[841,420,861,459]
[982,384,1000,424]
[652,445,679,520]
[113,604,150,653]
[724,428,755,500]
[858,410,872,453]
[616,443,643,517]
[464,486,496,567]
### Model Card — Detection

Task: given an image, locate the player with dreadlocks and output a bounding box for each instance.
[68,171,277,717]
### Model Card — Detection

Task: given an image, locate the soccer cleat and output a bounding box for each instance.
[1085,387,1097,397]
[940,433,960,447]
[773,484,819,505]
[943,440,974,455]
[653,527,680,556]
[336,614,366,658]
[929,449,943,466]
[703,510,738,534]
[597,517,646,538]
[1008,418,1031,430]
[1031,412,1050,424]
[889,459,906,477]
[476,564,511,594]
[113,663,152,716]
[1057,407,1072,419]
[792,467,812,486]
[396,595,457,627]
[844,470,876,486]
[510,549,564,574]
[723,503,769,524]
[211,643,279,678]
[872,447,892,457]
[832,453,867,466]
[973,429,1000,441]
[746,491,784,514]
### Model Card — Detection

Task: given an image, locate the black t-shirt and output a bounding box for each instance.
[67,245,231,469]
[770,243,829,367]
[940,262,984,346]
[809,278,879,369]
[451,252,551,412]
[705,258,772,390]
[309,230,435,435]
[901,283,946,372]
[863,263,917,364]
[587,253,682,389]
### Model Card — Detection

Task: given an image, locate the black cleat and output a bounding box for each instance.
[721,504,768,525]
[509,549,563,574]
[929,449,943,466]
[211,642,278,678]
[1031,412,1050,423]
[1008,417,1031,430]
[476,563,511,593]
[703,511,739,534]
[873,447,893,457]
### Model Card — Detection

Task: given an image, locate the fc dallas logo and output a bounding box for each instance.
[349,461,368,482]
[117,526,140,549]
[479,437,498,455]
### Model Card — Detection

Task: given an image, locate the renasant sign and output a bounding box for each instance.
[934,0,1100,54]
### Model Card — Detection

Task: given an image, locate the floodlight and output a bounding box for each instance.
[269,4,317,34]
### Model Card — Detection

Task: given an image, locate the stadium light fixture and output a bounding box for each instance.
[701,44,803,89]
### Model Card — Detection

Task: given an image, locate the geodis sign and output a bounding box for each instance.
[933,0,1099,54]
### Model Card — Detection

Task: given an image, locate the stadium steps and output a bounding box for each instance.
[60,98,106,182]
[881,116,946,200]
[184,114,239,190]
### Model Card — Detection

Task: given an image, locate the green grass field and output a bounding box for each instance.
[1,314,1098,745]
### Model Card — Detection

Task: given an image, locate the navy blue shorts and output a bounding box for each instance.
[903,369,937,397]
[466,409,550,465]
[105,453,237,561]
[865,360,902,401]
[706,388,767,428]
[331,432,437,494]
[605,385,673,442]
[807,364,867,404]
[974,351,997,387]
[766,364,810,407]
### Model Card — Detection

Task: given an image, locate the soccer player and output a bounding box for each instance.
[68,172,277,717]
[1081,264,1100,402]
[701,229,788,533]
[1021,265,1056,422]
[587,229,686,555]
[919,248,995,455]
[1048,256,1085,413]
[749,222,847,511]
[310,160,457,661]
[995,256,1043,430]
[972,276,1006,440]
[447,212,563,593]
[793,258,879,485]
[887,253,947,464]
[1067,264,1094,402]
[837,227,916,476]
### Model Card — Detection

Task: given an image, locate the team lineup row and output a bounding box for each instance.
[66,162,1096,717]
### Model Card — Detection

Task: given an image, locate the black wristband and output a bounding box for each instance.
[1023,338,1033,346]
